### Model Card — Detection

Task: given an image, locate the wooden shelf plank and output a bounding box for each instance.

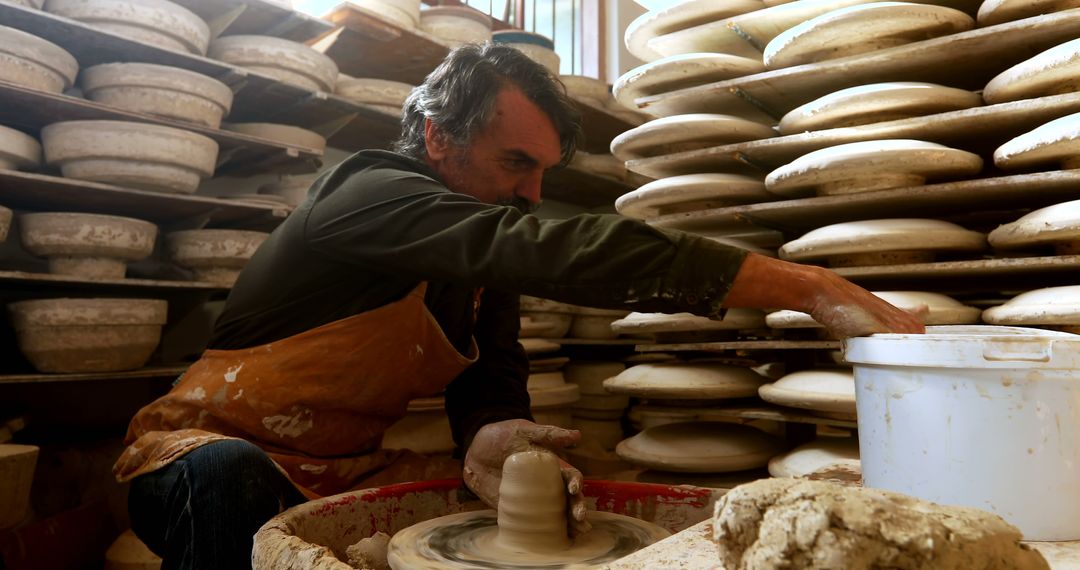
[542,166,634,209]
[832,255,1080,292]
[0,169,288,229]
[0,80,322,177]
[0,270,227,292]
[630,9,1080,123]
[637,340,841,351]
[647,171,1080,235]
[700,405,858,429]
[628,92,1080,179]
[551,338,643,346]
[0,365,188,385]
[576,100,639,155]
[171,0,332,42]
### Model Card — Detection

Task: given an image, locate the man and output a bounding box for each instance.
[114,43,922,569]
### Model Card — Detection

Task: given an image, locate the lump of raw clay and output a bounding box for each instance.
[346,532,390,570]
[712,478,1050,570]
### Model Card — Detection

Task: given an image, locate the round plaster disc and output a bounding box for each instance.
[778,218,987,262]
[984,38,1080,104]
[604,362,766,400]
[758,369,856,416]
[615,421,784,473]
[983,286,1080,325]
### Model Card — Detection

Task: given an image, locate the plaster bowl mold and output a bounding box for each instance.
[758,369,856,419]
[977,0,1080,26]
[613,53,765,116]
[611,310,767,336]
[765,140,983,198]
[767,436,860,481]
[334,76,413,117]
[44,0,210,55]
[994,112,1080,172]
[79,63,234,128]
[990,199,1080,253]
[982,286,1080,326]
[351,0,420,29]
[0,125,42,171]
[10,0,45,7]
[165,229,269,286]
[763,2,974,69]
[0,25,78,94]
[610,114,777,162]
[564,360,627,395]
[0,444,39,531]
[208,35,338,93]
[984,38,1080,104]
[223,122,326,152]
[779,219,986,266]
[604,362,767,400]
[520,295,576,314]
[492,30,560,73]
[616,421,785,473]
[0,207,11,243]
[418,6,492,47]
[520,311,573,338]
[19,212,158,279]
[382,397,454,455]
[624,0,766,62]
[560,74,612,108]
[257,174,318,207]
[42,120,218,194]
[766,291,982,329]
[616,173,771,219]
[778,82,983,135]
[8,297,168,373]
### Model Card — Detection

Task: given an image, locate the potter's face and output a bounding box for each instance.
[427,86,563,212]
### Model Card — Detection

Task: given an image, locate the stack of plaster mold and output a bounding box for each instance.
[80,63,235,128]
[8,298,168,373]
[605,361,782,488]
[418,6,493,48]
[612,309,769,343]
[165,229,269,287]
[758,368,857,421]
[0,25,79,95]
[335,75,415,118]
[560,361,631,477]
[517,296,579,427]
[18,212,158,280]
[520,294,632,341]
[527,369,580,429]
[349,0,421,30]
[45,0,212,56]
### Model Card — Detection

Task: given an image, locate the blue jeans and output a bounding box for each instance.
[128,439,307,570]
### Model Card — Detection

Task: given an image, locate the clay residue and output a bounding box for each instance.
[712,479,1050,570]
[346,532,390,570]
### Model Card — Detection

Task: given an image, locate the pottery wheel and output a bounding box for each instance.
[386,510,668,569]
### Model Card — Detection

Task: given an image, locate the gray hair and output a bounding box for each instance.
[394,43,582,166]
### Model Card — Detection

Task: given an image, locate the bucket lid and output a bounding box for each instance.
[844,325,1080,369]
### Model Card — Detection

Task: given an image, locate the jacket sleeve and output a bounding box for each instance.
[443,288,533,452]
[302,167,748,319]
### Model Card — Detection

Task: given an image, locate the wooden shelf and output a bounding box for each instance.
[647,171,1080,236]
[628,92,1080,179]
[0,80,322,177]
[0,270,227,293]
[832,255,1080,293]
[576,100,640,155]
[172,0,332,42]
[699,404,857,429]
[636,340,841,351]
[551,338,643,346]
[0,365,189,385]
[543,166,634,209]
[0,169,288,230]
[629,9,1080,125]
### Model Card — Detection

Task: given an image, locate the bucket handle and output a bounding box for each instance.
[982,342,1053,363]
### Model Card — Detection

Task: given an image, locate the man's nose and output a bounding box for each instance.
[516,170,544,206]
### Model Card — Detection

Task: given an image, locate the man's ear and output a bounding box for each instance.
[424,117,450,161]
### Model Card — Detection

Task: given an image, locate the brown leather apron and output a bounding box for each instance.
[113,283,478,498]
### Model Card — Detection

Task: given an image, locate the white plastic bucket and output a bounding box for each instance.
[844,325,1080,541]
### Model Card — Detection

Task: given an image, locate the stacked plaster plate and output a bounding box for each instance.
[982,286,1080,331]
[990,199,1080,254]
[616,421,784,474]
[492,31,560,74]
[0,26,78,94]
[624,0,767,62]
[19,213,158,279]
[41,120,219,195]
[418,6,492,47]
[8,298,168,372]
[382,396,454,455]
[616,174,773,219]
[778,82,983,135]
[351,0,421,29]
[759,368,856,419]
[604,361,767,404]
[223,123,327,153]
[613,53,765,118]
[335,76,414,117]
[994,112,1080,172]
[763,2,974,69]
[977,0,1080,26]
[779,219,987,267]
[610,309,768,342]
[568,306,630,340]
[983,38,1080,104]
[528,371,580,429]
[768,436,861,482]
[79,63,234,128]
[208,35,338,93]
[165,229,269,286]
[44,0,211,56]
[765,140,984,198]
[766,291,982,330]
[610,114,777,163]
[0,125,42,172]
[564,361,628,451]
[257,174,319,208]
